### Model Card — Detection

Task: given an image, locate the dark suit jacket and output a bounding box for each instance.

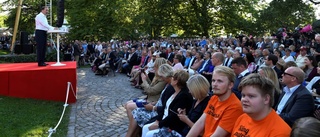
[167,52,175,63]
[181,56,186,66]
[73,44,81,56]
[273,66,283,79]
[123,52,130,60]
[156,87,193,134]
[232,72,250,100]
[108,51,118,68]
[128,52,138,66]
[197,59,212,74]
[275,85,315,127]
[156,85,175,115]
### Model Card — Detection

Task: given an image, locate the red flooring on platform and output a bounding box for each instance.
[0,61,77,103]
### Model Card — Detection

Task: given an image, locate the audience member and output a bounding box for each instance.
[142,70,193,137]
[282,48,295,63]
[290,117,320,137]
[197,51,212,74]
[188,51,204,75]
[313,34,320,62]
[258,67,281,109]
[139,58,167,92]
[125,64,174,137]
[154,74,210,136]
[274,49,285,71]
[187,66,243,137]
[184,50,192,68]
[304,56,318,81]
[123,47,139,76]
[172,54,184,71]
[275,67,315,126]
[306,62,320,95]
[265,54,283,79]
[296,46,308,69]
[166,46,175,64]
[244,53,257,73]
[231,57,250,99]
[186,48,197,70]
[232,73,291,136]
[224,50,233,67]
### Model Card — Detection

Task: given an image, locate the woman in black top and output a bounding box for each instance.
[142,70,193,137]
[154,74,211,137]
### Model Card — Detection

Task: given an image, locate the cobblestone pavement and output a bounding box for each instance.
[67,68,143,137]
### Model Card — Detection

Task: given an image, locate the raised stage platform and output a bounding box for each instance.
[0,62,77,103]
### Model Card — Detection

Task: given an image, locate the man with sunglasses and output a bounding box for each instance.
[275,67,314,127]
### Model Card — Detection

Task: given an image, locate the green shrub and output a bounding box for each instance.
[0,51,63,63]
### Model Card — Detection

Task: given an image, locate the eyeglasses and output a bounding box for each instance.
[283,72,296,78]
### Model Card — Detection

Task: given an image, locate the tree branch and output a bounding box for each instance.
[309,0,320,4]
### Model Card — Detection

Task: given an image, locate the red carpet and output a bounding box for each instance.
[0,62,77,103]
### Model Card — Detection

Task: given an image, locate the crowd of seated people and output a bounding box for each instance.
[71,34,320,136]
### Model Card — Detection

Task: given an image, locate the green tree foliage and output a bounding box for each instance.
[257,0,315,36]
[0,15,8,28]
[2,0,316,39]
[3,0,59,34]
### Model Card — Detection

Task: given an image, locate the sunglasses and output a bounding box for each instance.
[283,72,296,78]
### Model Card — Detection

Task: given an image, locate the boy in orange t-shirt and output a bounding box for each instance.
[231,73,291,137]
[187,66,243,137]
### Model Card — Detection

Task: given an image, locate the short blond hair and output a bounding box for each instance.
[213,66,236,83]
[260,67,281,94]
[187,74,209,100]
[157,64,173,78]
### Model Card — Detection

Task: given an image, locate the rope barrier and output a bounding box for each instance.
[48,82,77,137]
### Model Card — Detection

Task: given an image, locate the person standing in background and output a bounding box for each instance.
[35,6,57,66]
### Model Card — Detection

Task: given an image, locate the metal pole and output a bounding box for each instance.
[10,0,24,54]
[50,0,52,40]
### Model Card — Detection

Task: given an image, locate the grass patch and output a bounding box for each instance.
[0,96,71,137]
[0,49,10,55]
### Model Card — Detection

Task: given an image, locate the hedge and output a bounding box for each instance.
[0,51,63,63]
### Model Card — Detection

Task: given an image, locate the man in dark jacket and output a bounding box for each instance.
[73,40,81,68]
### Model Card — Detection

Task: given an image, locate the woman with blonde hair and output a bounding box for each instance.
[154,74,210,136]
[125,62,172,137]
[258,67,281,109]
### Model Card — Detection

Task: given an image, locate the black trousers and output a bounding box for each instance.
[35,30,47,65]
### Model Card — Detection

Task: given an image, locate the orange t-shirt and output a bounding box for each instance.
[203,93,243,137]
[231,109,291,137]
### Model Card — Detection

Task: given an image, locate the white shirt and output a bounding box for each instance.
[145,59,155,74]
[282,55,295,63]
[188,56,196,69]
[162,95,175,120]
[295,55,307,68]
[173,62,184,71]
[276,84,300,114]
[224,57,233,67]
[35,12,54,31]
[256,42,264,48]
[95,44,103,53]
[238,69,250,78]
[306,76,320,91]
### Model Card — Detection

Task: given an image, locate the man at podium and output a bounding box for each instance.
[35,6,58,67]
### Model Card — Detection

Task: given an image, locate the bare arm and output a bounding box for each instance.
[186,113,206,137]
[210,126,230,137]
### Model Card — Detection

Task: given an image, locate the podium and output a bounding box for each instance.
[47,29,68,66]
